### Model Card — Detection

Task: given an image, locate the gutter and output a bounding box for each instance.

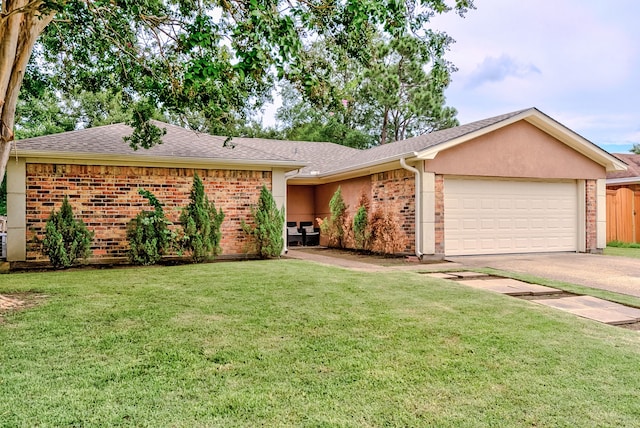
[400,157,423,259]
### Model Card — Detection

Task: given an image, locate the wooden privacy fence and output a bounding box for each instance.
[607,188,640,243]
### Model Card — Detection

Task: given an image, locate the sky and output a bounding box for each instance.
[261,0,640,154]
[425,0,640,154]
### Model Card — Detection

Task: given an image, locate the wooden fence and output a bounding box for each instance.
[607,188,640,243]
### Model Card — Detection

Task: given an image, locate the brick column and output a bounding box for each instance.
[585,179,597,252]
[434,175,445,255]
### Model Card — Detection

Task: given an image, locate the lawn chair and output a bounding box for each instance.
[286,222,303,246]
[300,221,320,246]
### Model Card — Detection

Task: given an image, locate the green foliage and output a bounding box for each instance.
[41,196,93,268]
[127,189,175,265]
[242,185,284,259]
[21,0,473,149]
[630,144,640,155]
[319,187,349,248]
[606,240,640,249]
[353,192,371,250]
[179,173,225,263]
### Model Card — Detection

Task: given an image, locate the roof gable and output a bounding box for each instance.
[13,107,626,177]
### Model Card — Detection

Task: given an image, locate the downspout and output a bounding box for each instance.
[400,157,423,259]
[282,169,301,254]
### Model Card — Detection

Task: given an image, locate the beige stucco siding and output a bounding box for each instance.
[425,121,606,179]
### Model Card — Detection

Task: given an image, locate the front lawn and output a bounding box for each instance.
[604,246,640,259]
[2,261,640,426]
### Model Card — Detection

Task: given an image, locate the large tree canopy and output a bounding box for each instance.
[0,0,474,183]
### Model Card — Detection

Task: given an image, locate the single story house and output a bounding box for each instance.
[5,107,626,265]
[606,153,640,243]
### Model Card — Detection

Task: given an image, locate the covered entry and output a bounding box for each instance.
[444,178,579,255]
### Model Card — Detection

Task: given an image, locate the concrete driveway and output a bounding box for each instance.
[447,253,640,298]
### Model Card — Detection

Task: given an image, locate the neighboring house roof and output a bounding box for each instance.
[607,153,640,184]
[14,107,626,178]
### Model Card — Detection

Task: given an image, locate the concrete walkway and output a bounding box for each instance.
[447,253,640,298]
[424,272,640,326]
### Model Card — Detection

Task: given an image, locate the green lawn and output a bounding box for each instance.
[2,261,640,427]
[604,246,640,259]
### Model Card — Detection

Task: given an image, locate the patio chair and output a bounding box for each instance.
[300,221,320,246]
[286,222,303,246]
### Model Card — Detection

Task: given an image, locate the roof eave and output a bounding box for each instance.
[606,177,640,185]
[294,152,421,183]
[17,150,308,171]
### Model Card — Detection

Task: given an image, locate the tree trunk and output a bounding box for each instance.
[379,106,389,145]
[0,0,55,185]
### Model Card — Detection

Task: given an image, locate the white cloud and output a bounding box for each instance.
[466,54,541,89]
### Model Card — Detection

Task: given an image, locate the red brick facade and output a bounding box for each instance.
[25,164,270,261]
[434,174,445,255]
[585,179,598,252]
[370,168,415,253]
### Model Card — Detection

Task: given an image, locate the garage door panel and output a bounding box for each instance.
[445,178,578,255]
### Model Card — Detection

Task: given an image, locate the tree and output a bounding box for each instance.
[275,32,460,147]
[179,172,224,263]
[41,196,93,268]
[631,144,640,155]
[0,0,475,184]
[126,188,175,265]
[242,185,284,259]
[360,34,459,144]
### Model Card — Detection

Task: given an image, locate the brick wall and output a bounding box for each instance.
[585,178,597,251]
[370,168,414,253]
[434,174,445,255]
[25,164,270,261]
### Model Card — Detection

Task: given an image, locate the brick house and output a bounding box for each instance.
[5,107,626,265]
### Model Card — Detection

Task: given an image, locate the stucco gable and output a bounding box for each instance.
[425,121,606,179]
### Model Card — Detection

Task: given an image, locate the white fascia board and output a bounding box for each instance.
[19,150,307,171]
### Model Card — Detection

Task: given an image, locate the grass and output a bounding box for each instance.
[2,260,640,426]
[604,246,640,259]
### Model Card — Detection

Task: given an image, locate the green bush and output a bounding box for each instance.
[127,189,175,265]
[179,173,224,263]
[607,240,640,249]
[319,186,349,248]
[242,185,284,259]
[0,173,6,216]
[352,192,370,250]
[42,196,93,268]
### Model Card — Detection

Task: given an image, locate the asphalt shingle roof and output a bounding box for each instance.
[14,108,537,175]
[608,154,640,179]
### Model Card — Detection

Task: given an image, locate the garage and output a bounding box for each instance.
[444,177,579,255]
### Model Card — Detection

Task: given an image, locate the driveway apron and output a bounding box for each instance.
[447,253,640,298]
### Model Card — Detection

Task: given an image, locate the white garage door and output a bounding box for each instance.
[444,178,578,256]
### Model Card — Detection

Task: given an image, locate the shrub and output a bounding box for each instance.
[242,185,284,259]
[127,189,175,265]
[319,186,349,248]
[179,173,225,262]
[352,191,370,250]
[369,209,406,255]
[42,196,93,268]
